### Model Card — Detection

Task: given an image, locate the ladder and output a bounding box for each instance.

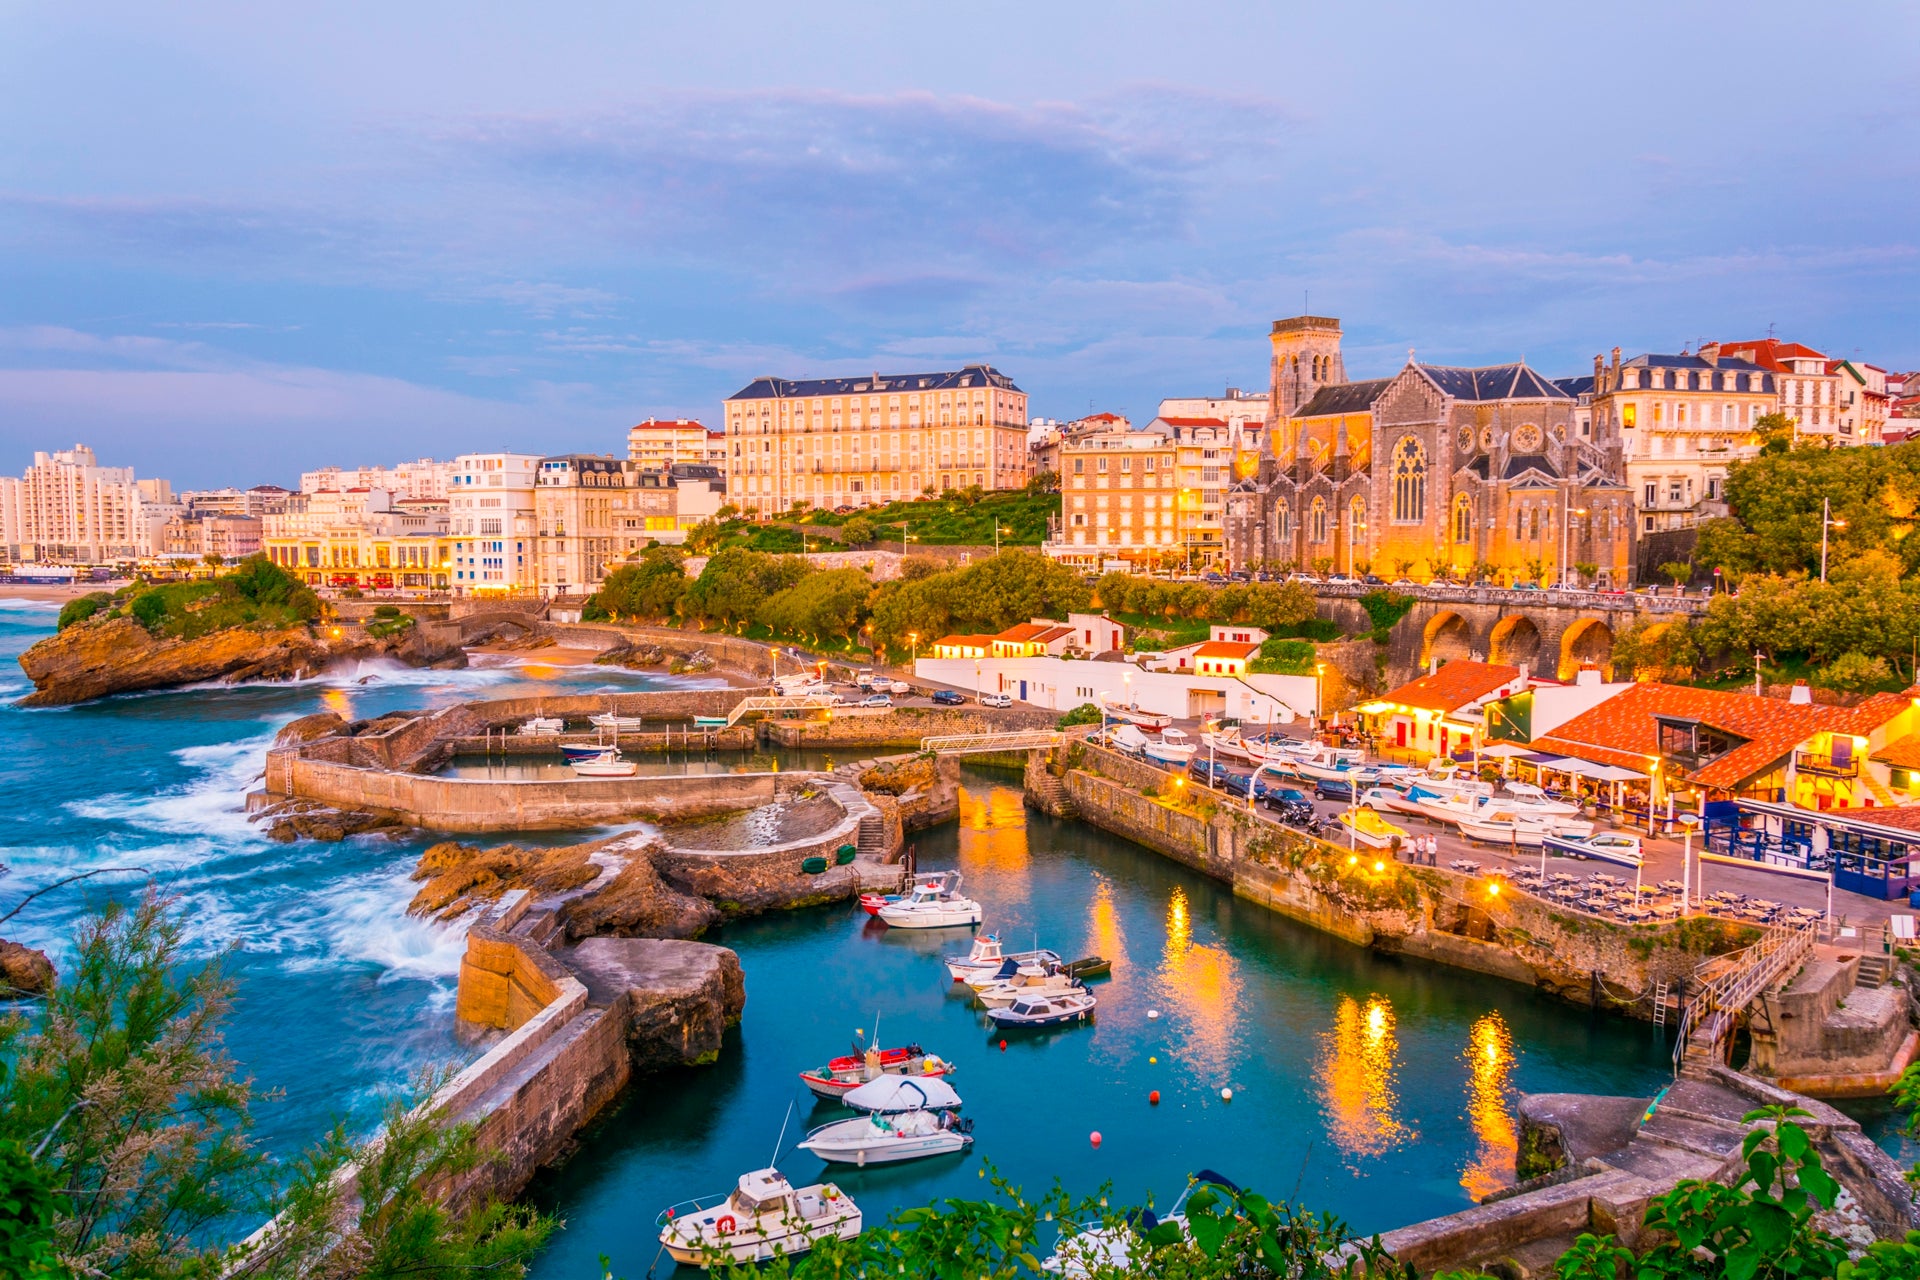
[1652,980,1670,1028]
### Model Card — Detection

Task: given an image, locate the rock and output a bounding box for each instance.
[594,641,666,669]
[274,711,348,748]
[560,854,719,940]
[859,754,936,796]
[266,806,402,843]
[408,841,603,920]
[565,937,746,1070]
[0,939,55,995]
[16,614,454,707]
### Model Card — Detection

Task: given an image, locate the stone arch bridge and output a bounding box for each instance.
[1313,586,1707,686]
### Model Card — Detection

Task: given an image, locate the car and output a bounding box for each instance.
[1356,786,1404,812]
[978,691,1012,708]
[1511,581,1542,591]
[930,689,964,706]
[1187,758,1237,789]
[1360,574,1386,586]
[859,694,893,708]
[1325,573,1357,585]
[1314,776,1356,801]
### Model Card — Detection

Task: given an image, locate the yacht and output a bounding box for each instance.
[876,872,983,929]
[656,1168,861,1267]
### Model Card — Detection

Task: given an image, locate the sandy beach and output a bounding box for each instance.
[467,642,604,667]
[0,582,115,602]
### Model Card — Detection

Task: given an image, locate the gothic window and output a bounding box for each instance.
[1453,496,1472,544]
[1275,499,1292,543]
[1390,436,1427,523]
[1348,496,1367,547]
[1310,497,1328,544]
[1514,505,1526,538]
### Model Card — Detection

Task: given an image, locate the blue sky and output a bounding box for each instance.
[2,1,1916,487]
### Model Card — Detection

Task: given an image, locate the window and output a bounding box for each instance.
[1668,481,1684,504]
[1348,496,1367,549]
[1643,482,1656,506]
[1390,436,1427,523]
[1621,404,1636,430]
[1310,497,1328,544]
[1453,495,1472,544]
[1706,477,1720,501]
[1275,500,1291,542]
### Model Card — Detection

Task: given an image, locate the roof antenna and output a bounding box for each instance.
[1767,321,1777,340]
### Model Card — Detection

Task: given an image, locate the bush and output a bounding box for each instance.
[1249,637,1317,675]
[1812,651,1896,693]
[128,591,170,631]
[1358,590,1415,644]
[56,591,114,631]
[1057,702,1102,727]
[372,603,401,618]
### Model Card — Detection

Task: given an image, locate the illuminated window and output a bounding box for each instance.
[1453,496,1472,544]
[1391,437,1427,523]
[1310,497,1328,543]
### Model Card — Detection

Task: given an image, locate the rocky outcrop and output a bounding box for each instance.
[594,640,667,668]
[273,712,349,748]
[406,837,720,938]
[0,939,54,996]
[255,797,406,843]
[558,855,720,940]
[565,937,746,1070]
[17,615,460,707]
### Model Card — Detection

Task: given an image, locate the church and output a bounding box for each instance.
[1224,317,1635,587]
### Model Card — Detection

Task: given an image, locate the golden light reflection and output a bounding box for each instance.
[1315,994,1409,1163]
[955,784,1030,894]
[1155,887,1241,1078]
[320,688,352,718]
[1087,879,1128,990]
[1459,1013,1518,1201]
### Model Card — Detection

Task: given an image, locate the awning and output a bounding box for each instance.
[1477,744,1536,759]
[1538,756,1646,782]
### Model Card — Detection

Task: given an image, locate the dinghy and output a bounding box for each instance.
[973,963,1083,1009]
[1098,694,1172,730]
[515,716,563,736]
[656,1168,861,1267]
[588,712,647,732]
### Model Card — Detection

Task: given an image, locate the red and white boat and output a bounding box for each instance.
[1098,693,1172,730]
[859,871,950,915]
[798,1045,955,1101]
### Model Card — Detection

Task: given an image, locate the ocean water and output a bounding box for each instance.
[0,599,1910,1268]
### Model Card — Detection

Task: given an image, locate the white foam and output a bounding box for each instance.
[278,861,471,981]
[0,597,62,612]
[68,727,281,842]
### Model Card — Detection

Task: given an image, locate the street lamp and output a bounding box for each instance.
[1819,497,1846,582]
[1677,813,1701,914]
[974,658,981,702]
[994,523,1008,554]
[1559,498,1587,588]
[908,632,919,669]
[1314,662,1326,727]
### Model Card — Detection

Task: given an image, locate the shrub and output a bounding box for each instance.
[128,591,169,631]
[1249,637,1316,675]
[372,603,401,618]
[1057,702,1102,728]
[56,591,114,631]
[1813,651,1895,693]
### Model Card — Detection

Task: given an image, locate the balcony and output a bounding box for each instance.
[1793,750,1858,778]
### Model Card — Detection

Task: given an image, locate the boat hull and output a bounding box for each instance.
[1458,820,1547,847]
[1338,818,1403,849]
[877,903,982,928]
[571,762,638,777]
[660,1207,862,1267]
[798,1118,971,1166]
[1142,743,1196,765]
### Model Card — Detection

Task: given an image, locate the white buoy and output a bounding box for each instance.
[1220,1087,1234,1102]
[1147,1009,1160,1020]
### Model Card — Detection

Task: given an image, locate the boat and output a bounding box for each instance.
[797,1076,970,1167]
[973,963,1083,1009]
[861,871,955,918]
[1456,808,1562,847]
[1098,694,1172,730]
[1199,725,1258,763]
[1062,955,1112,980]
[798,1043,955,1101]
[1142,727,1197,766]
[875,872,983,929]
[1284,742,1367,782]
[655,1168,861,1267]
[1337,808,1407,849]
[514,716,563,736]
[1542,832,1645,867]
[1358,785,1427,819]
[692,715,729,730]
[1104,724,1151,756]
[1045,1171,1241,1277]
[588,712,647,732]
[986,989,1097,1029]
[570,750,638,778]
[560,742,613,762]
[943,933,1061,982]
[1495,781,1582,818]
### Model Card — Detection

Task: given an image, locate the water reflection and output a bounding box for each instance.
[956,784,1031,895]
[1316,994,1410,1164]
[320,688,352,718]
[1157,887,1242,1079]
[1458,1013,1518,1200]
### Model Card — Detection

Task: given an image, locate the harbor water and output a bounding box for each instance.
[0,598,1910,1270]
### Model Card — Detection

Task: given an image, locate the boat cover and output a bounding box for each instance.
[842,1075,963,1113]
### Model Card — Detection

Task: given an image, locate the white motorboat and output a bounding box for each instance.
[1099,694,1172,730]
[876,872,983,929]
[1285,742,1367,782]
[1457,808,1565,847]
[588,712,647,732]
[972,963,1083,1009]
[1142,727,1197,766]
[656,1168,861,1267]
[570,750,638,778]
[797,1075,971,1167]
[797,1042,955,1100]
[1045,1171,1241,1277]
[1199,725,1258,763]
[1497,781,1582,818]
[1104,724,1151,756]
[1359,786,1427,819]
[984,988,1097,1028]
[515,716,563,736]
[946,935,1062,984]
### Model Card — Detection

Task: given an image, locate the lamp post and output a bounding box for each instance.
[1314,662,1326,728]
[974,658,981,702]
[994,523,1008,554]
[1559,496,1587,588]
[1677,813,1700,914]
[908,632,918,670]
[1819,498,1846,582]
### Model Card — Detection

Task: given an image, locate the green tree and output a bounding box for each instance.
[867,551,1089,659]
[1056,702,1102,728]
[1310,556,1334,578]
[839,516,875,547]
[56,591,115,631]
[684,549,809,629]
[1093,571,1133,613]
[586,547,688,622]
[1025,470,1060,494]
[1814,652,1896,693]
[1573,561,1598,587]
[1658,560,1692,588]
[759,568,873,646]
[202,553,225,571]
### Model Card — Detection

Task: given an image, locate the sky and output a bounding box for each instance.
[2,2,1917,488]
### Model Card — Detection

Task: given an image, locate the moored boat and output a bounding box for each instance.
[1142,727,1197,766]
[1456,808,1559,847]
[1337,808,1407,849]
[986,989,1096,1028]
[560,741,613,762]
[1099,694,1172,730]
[797,1043,954,1100]
[973,963,1083,1009]
[570,749,638,778]
[798,1075,970,1167]
[656,1168,861,1267]
[1045,1171,1241,1277]
[946,935,1063,983]
[588,712,647,732]
[876,871,983,929]
[515,716,563,736]
[1062,955,1111,980]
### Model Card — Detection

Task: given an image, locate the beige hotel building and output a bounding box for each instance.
[722,364,1029,513]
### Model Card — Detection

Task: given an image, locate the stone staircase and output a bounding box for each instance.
[1856,953,1894,989]
[1024,765,1078,819]
[856,812,888,858]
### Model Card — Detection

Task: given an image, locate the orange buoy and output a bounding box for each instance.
[1090,1131,1102,1147]
[1149,1090,1161,1105]
[999,1039,1007,1051]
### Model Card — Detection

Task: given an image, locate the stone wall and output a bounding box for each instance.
[763,703,1055,747]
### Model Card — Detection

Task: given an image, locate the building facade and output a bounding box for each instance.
[299,459,450,501]
[3,445,171,563]
[627,419,720,473]
[449,453,539,595]
[722,364,1029,514]
[1587,347,1777,536]
[1830,360,1889,444]
[1046,422,1177,570]
[1709,340,1845,443]
[262,490,451,590]
[1226,318,1635,586]
[533,454,630,597]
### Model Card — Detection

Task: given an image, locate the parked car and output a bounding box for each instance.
[859,694,893,708]
[930,689,964,706]
[979,691,1012,708]
[1314,776,1356,801]
[1360,574,1386,586]
[1261,787,1316,825]
[1356,786,1403,812]
[1325,573,1357,585]
[1187,757,1238,789]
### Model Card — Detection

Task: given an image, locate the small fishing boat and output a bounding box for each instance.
[876,872,983,929]
[798,1043,954,1101]
[1358,786,1427,820]
[1456,808,1560,847]
[656,1168,861,1267]
[1199,726,1258,763]
[570,749,638,778]
[1142,727,1197,766]
[1337,808,1407,849]
[1062,956,1111,980]
[986,989,1097,1029]
[797,1076,971,1167]
[515,716,563,736]
[861,871,954,917]
[973,964,1082,1010]
[1104,724,1151,756]
[1099,694,1172,730]
[943,934,1061,982]
[692,715,729,730]
[1284,742,1367,782]
[1046,1171,1242,1277]
[1495,781,1583,818]
[560,741,613,762]
[588,712,647,732]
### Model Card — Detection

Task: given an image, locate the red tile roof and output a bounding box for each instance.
[1715,339,1827,372]
[934,634,997,649]
[1192,641,1260,660]
[1509,682,1906,791]
[1158,416,1231,427]
[1874,733,1920,770]
[1381,661,1521,714]
[995,622,1055,642]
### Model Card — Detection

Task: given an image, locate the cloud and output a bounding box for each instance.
[454,280,620,318]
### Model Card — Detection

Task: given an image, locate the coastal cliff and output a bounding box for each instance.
[16,614,457,706]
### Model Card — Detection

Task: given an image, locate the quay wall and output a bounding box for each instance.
[763,703,1056,747]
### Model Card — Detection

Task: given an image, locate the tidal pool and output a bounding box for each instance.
[524,768,1677,1277]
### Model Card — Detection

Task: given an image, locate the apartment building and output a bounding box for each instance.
[627,419,723,472]
[1043,420,1180,572]
[722,364,1028,514]
[1587,348,1776,535]
[1829,360,1889,444]
[3,445,168,563]
[449,453,540,595]
[181,485,292,518]
[299,459,450,501]
[262,489,450,590]
[1709,340,1848,443]
[533,454,629,597]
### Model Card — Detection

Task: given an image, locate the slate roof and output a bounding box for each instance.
[1618,352,1776,393]
[1379,660,1523,714]
[1293,380,1393,417]
[729,364,1021,400]
[1503,454,1562,480]
[1415,363,1572,402]
[1554,375,1596,398]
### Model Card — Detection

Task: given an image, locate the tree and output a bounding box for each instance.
[1390,557,1415,580]
[1812,652,1894,693]
[202,553,225,572]
[586,547,687,621]
[868,551,1089,658]
[1093,571,1133,613]
[759,568,872,646]
[1573,561,1598,587]
[1025,470,1060,494]
[684,549,810,629]
[1310,556,1334,578]
[1657,561,1692,588]
[840,516,875,547]
[1521,557,1547,585]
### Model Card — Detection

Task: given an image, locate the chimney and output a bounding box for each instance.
[1789,680,1812,705]
[1611,346,1622,373]
[1576,662,1601,687]
[1429,656,1439,675]
[1518,662,1530,684]
[1698,342,1720,365]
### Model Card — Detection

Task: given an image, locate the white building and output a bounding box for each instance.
[4,445,174,563]
[1157,387,1270,432]
[449,452,540,594]
[627,419,721,473]
[300,459,450,501]
[913,651,1318,724]
[1830,361,1889,446]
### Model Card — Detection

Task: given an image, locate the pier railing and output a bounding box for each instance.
[1671,921,1817,1073]
[921,730,1063,755]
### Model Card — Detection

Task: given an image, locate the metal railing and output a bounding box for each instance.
[1671,921,1818,1073]
[722,693,839,727]
[920,730,1062,756]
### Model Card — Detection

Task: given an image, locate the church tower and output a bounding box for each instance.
[1269,315,1346,419]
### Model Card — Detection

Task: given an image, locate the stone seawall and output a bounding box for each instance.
[764,703,1056,747]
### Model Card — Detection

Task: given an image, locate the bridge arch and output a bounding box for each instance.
[1557,618,1615,681]
[1421,610,1473,668]
[1488,614,1542,669]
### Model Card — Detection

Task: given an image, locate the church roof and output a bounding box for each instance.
[1415,363,1571,402]
[1503,453,1562,480]
[1553,375,1595,397]
[1293,379,1392,417]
